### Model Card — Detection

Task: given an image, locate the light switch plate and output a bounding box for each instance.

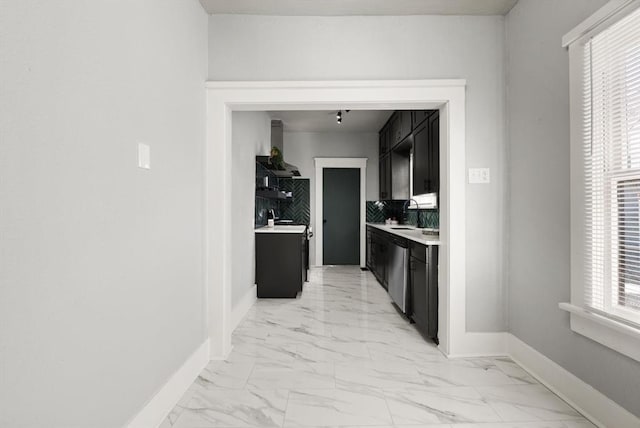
[469,168,490,184]
[138,143,150,170]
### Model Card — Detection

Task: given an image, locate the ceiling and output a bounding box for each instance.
[269,110,393,133]
[199,0,519,16]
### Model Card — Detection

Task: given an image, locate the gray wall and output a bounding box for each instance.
[506,0,640,417]
[0,1,208,427]
[211,15,508,332]
[231,112,271,307]
[283,131,379,265]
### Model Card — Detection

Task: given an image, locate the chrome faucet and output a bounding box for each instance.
[403,199,422,228]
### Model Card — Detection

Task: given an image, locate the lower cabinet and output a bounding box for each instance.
[366,226,439,344]
[256,232,305,298]
[366,229,373,270]
[369,228,389,290]
[409,241,438,343]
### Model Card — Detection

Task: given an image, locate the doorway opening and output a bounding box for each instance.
[205,80,467,359]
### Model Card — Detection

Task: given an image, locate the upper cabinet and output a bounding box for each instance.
[388,111,411,147]
[378,110,439,200]
[379,153,392,200]
[412,111,439,195]
[412,110,431,130]
[379,124,390,155]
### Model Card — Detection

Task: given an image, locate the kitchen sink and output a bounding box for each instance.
[391,227,414,230]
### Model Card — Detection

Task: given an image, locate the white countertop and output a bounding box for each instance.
[366,223,440,246]
[255,225,307,234]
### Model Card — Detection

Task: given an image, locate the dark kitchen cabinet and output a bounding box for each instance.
[379,110,439,200]
[301,233,308,283]
[366,229,373,270]
[399,111,412,143]
[374,233,387,289]
[427,111,440,195]
[410,254,428,328]
[388,113,400,147]
[409,241,438,343]
[368,227,388,290]
[412,122,429,196]
[256,231,305,298]
[389,111,411,147]
[379,153,392,200]
[366,226,439,343]
[412,111,439,195]
[412,110,430,130]
[379,125,390,155]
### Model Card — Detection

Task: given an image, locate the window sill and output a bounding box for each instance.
[559,303,640,363]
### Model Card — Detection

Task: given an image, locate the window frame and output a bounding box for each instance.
[565,0,640,363]
[611,174,640,323]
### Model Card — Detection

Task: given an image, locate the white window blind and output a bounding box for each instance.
[583,6,640,326]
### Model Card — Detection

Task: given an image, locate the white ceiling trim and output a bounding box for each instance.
[199,0,519,17]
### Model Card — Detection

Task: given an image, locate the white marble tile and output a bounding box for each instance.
[294,340,371,362]
[158,418,173,428]
[394,425,452,428]
[384,386,503,424]
[172,388,288,428]
[414,360,529,387]
[284,388,393,426]
[247,362,335,389]
[227,341,299,364]
[162,384,198,427]
[561,421,598,428]
[492,357,537,384]
[335,361,424,390]
[476,384,584,422]
[366,340,445,363]
[163,266,591,428]
[195,360,254,389]
[430,422,596,428]
[460,358,537,385]
[331,325,423,348]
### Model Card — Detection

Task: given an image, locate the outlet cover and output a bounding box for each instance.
[469,168,490,184]
[138,143,150,170]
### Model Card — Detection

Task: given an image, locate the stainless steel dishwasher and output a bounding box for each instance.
[387,235,409,313]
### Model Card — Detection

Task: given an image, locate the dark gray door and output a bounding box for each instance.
[323,168,360,265]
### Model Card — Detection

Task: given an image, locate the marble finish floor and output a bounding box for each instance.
[162,266,595,428]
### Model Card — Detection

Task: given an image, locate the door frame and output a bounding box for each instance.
[315,158,367,268]
[205,79,466,359]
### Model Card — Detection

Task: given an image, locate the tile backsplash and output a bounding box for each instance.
[255,196,278,227]
[366,200,439,229]
[279,178,310,225]
[255,178,311,227]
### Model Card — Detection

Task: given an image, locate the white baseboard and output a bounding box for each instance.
[231,284,257,332]
[446,332,508,358]
[507,333,639,428]
[125,340,209,428]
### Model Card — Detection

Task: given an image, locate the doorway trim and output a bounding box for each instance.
[205,79,466,359]
[314,157,367,268]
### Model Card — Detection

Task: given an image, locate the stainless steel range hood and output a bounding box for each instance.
[257,119,301,178]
